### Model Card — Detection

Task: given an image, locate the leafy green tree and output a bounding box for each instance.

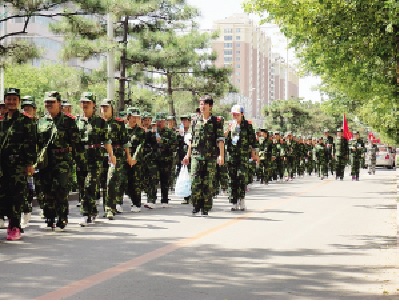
[244,0,398,143]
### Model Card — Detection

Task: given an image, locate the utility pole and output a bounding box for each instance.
[118,16,128,112]
[107,13,115,101]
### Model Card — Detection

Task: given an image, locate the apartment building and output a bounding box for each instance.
[212,13,299,126]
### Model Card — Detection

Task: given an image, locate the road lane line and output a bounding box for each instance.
[36,179,331,300]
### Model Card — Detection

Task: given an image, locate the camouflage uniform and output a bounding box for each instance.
[334,128,349,180]
[37,91,85,229]
[125,107,146,209]
[103,100,130,217]
[76,92,107,224]
[349,131,363,180]
[257,129,272,184]
[153,113,178,205]
[142,114,159,206]
[366,141,377,175]
[285,132,296,180]
[0,88,37,238]
[226,106,257,211]
[20,96,37,228]
[315,138,329,179]
[189,112,224,214]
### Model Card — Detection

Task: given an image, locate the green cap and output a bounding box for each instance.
[44,91,61,102]
[100,98,113,107]
[118,111,127,118]
[180,114,191,120]
[127,107,141,117]
[142,111,152,119]
[4,88,20,97]
[62,99,72,106]
[21,96,36,109]
[167,115,175,120]
[80,92,96,103]
[155,112,167,121]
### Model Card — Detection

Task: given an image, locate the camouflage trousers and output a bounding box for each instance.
[316,160,328,177]
[0,163,26,228]
[258,159,270,183]
[157,159,173,203]
[143,158,158,203]
[213,163,228,196]
[126,162,142,207]
[105,152,126,213]
[286,156,295,178]
[40,165,70,222]
[350,157,361,177]
[335,156,346,178]
[81,159,102,217]
[190,156,217,211]
[227,159,247,204]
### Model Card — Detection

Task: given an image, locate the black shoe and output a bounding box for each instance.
[201,210,208,216]
[56,218,67,229]
[192,207,200,216]
[340,177,343,180]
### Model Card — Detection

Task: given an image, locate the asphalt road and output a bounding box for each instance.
[0,166,398,300]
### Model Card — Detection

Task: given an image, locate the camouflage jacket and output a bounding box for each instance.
[37,112,84,169]
[126,125,145,161]
[271,140,287,158]
[157,126,178,162]
[105,117,130,157]
[349,140,364,159]
[333,136,349,158]
[143,129,158,161]
[0,110,37,168]
[191,115,224,160]
[315,143,328,162]
[258,136,272,161]
[226,119,257,162]
[76,114,107,162]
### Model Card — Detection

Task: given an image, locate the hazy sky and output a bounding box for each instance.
[186,0,322,101]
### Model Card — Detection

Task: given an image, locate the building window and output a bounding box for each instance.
[236,57,240,61]
[224,56,232,62]
[236,36,241,40]
[237,79,240,84]
[236,43,240,48]
[236,72,240,76]
[236,64,240,68]
[224,35,233,41]
[236,28,241,33]
[224,50,232,55]
[236,50,240,55]
[224,28,232,33]
[224,43,232,48]
[224,63,232,67]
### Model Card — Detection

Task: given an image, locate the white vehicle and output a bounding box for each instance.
[375,145,395,169]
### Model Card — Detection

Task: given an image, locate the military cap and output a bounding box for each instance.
[142,111,152,119]
[354,130,359,134]
[286,131,292,136]
[0,100,5,106]
[274,131,280,135]
[119,110,127,118]
[319,136,324,140]
[323,128,329,133]
[4,88,20,97]
[62,99,72,106]
[155,112,167,121]
[307,135,312,140]
[80,92,96,103]
[166,115,175,120]
[312,136,317,141]
[180,114,191,120]
[100,98,113,107]
[127,107,141,117]
[260,128,266,132]
[44,91,61,102]
[337,128,343,132]
[21,96,36,109]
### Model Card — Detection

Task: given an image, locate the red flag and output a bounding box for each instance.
[343,113,351,140]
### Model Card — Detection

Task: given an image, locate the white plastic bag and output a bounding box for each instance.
[175,165,192,197]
